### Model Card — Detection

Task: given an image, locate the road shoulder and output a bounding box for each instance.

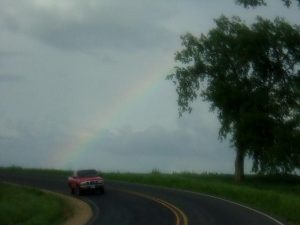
[43,190,93,225]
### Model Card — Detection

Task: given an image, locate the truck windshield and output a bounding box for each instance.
[77,170,97,177]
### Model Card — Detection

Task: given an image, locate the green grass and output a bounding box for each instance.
[0,166,72,177]
[0,183,72,225]
[104,171,300,225]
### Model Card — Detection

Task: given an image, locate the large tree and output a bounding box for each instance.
[167,16,300,181]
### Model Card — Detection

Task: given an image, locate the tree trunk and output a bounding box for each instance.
[235,148,245,182]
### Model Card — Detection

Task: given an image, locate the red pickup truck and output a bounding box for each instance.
[68,169,104,195]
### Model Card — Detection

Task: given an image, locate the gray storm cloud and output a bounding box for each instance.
[0,0,175,51]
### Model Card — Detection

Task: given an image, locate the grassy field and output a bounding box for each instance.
[0,182,72,225]
[0,166,72,177]
[1,166,299,225]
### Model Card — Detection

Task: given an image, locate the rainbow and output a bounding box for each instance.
[48,58,173,168]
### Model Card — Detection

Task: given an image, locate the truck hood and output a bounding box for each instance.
[77,176,103,182]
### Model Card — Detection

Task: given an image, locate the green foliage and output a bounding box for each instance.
[151,168,162,175]
[0,183,71,225]
[236,0,267,7]
[236,0,300,8]
[167,16,300,175]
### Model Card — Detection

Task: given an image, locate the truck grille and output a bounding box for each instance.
[87,181,98,185]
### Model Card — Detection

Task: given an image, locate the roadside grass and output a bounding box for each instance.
[1,167,299,224]
[0,166,72,177]
[0,182,72,225]
[104,171,300,225]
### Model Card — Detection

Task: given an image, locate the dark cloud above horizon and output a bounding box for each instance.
[0,0,176,52]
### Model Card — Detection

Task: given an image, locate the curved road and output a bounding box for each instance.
[0,172,286,225]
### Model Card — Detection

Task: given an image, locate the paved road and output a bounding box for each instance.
[0,172,286,225]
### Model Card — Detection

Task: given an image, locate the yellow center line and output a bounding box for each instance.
[112,188,189,225]
[153,198,180,225]
[158,199,189,225]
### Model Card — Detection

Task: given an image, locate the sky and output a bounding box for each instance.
[0,0,299,173]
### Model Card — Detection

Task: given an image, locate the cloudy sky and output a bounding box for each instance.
[0,0,299,173]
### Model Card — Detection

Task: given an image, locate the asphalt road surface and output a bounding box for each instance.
[0,172,286,225]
